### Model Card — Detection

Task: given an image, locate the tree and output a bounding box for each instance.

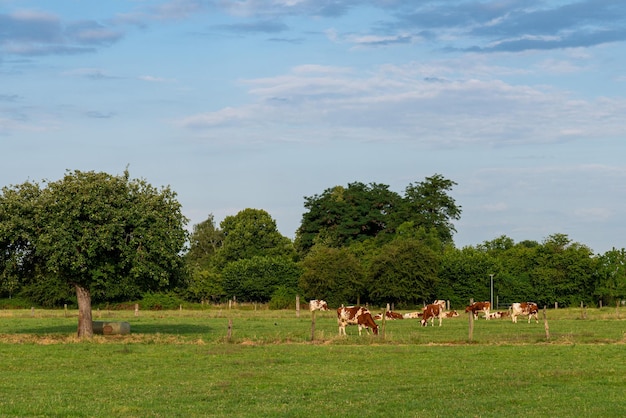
[217,209,295,267]
[438,245,499,307]
[295,182,402,255]
[401,174,461,245]
[368,238,440,306]
[185,214,224,270]
[0,181,42,299]
[594,248,626,305]
[1,170,188,338]
[530,234,596,307]
[221,256,301,302]
[298,246,365,307]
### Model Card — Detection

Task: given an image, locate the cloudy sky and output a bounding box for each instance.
[2,0,626,254]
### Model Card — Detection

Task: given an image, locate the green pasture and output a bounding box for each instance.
[1,306,625,417]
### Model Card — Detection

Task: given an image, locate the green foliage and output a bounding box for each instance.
[368,238,440,306]
[438,245,499,307]
[268,286,297,310]
[295,175,461,256]
[401,174,461,244]
[594,248,626,304]
[529,234,597,307]
[217,209,296,267]
[299,246,365,306]
[140,292,186,310]
[185,214,224,270]
[221,256,301,302]
[183,267,225,303]
[0,170,189,320]
[296,182,402,254]
[0,296,36,309]
[18,272,76,308]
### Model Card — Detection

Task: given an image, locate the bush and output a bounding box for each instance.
[0,296,35,309]
[140,292,186,310]
[268,286,297,310]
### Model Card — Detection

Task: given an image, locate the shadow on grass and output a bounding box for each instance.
[13,323,214,336]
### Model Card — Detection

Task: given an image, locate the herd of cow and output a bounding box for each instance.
[308,299,540,336]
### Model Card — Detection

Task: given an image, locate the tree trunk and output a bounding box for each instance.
[75,284,94,338]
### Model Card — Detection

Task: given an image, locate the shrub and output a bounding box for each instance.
[268,286,297,310]
[140,292,186,310]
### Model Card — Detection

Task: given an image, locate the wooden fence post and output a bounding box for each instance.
[543,305,550,341]
[227,318,233,342]
[296,295,300,318]
[468,298,474,342]
[134,303,139,317]
[310,310,316,341]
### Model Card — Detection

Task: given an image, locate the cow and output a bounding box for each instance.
[444,310,459,318]
[421,303,444,327]
[510,302,539,323]
[465,301,491,320]
[433,300,447,310]
[337,306,379,336]
[373,311,404,320]
[487,311,501,319]
[309,299,329,312]
[403,311,423,319]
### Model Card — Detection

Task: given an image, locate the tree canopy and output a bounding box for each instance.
[295,175,461,255]
[0,170,188,337]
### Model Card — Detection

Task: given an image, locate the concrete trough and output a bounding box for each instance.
[92,321,131,335]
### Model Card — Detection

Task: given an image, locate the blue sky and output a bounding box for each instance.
[2,0,626,254]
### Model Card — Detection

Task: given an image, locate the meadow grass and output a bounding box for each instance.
[1,306,625,417]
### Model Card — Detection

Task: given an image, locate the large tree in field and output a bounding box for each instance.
[1,170,188,338]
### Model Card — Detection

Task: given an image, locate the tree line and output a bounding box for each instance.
[2,170,625,336]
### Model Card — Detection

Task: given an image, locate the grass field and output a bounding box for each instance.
[1,306,625,417]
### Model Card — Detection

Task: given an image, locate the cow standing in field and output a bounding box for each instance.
[309,299,329,312]
[337,306,379,336]
[421,303,445,327]
[510,302,539,323]
[465,301,491,320]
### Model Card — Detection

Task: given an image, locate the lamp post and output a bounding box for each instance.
[489,274,495,308]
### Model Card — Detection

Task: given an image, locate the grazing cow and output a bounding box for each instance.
[465,301,491,320]
[510,302,539,323]
[444,310,459,318]
[403,311,423,319]
[433,300,447,310]
[337,306,379,336]
[309,299,329,312]
[373,311,404,320]
[421,303,444,327]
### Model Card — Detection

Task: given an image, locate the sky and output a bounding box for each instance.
[2,0,626,255]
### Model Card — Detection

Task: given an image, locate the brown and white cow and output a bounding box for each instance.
[373,311,404,321]
[510,302,539,323]
[465,301,491,320]
[337,306,379,336]
[403,311,424,319]
[444,310,460,318]
[309,299,329,312]
[433,300,447,310]
[487,311,501,319]
[421,303,445,327]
